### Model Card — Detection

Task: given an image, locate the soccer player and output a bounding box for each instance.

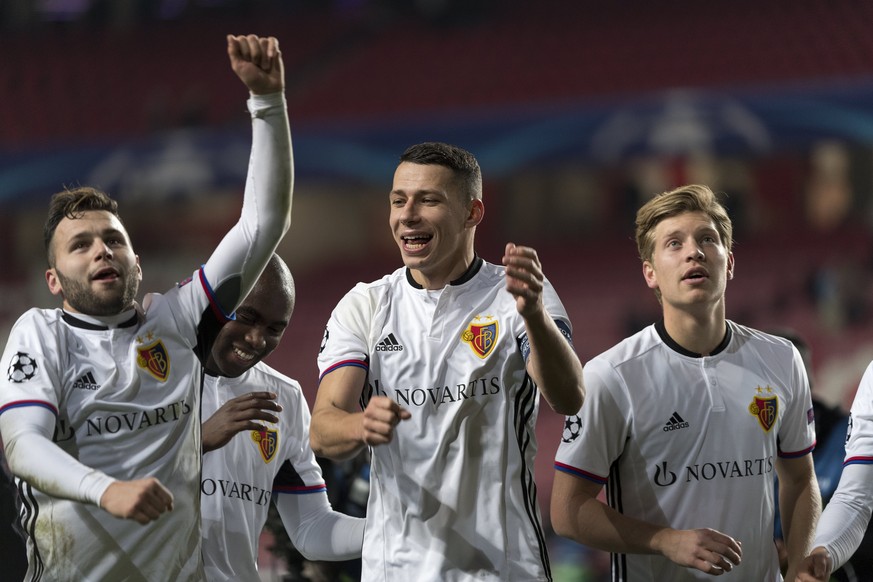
[0,34,292,581]
[309,141,585,581]
[796,360,873,582]
[551,184,821,581]
[200,254,364,581]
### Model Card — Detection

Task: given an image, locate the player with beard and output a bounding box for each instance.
[199,255,364,581]
[0,34,292,581]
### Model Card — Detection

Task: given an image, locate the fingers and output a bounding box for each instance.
[227,34,277,70]
[362,397,410,446]
[694,530,741,575]
[132,479,174,525]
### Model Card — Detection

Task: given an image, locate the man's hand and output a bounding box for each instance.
[652,527,743,576]
[361,395,410,447]
[795,547,832,582]
[503,242,545,319]
[203,391,282,453]
[227,34,284,95]
[99,478,174,525]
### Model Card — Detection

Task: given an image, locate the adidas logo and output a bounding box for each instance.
[375,333,404,352]
[663,411,689,432]
[73,371,100,391]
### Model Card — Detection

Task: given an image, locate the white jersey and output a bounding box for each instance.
[1,276,215,581]
[318,258,572,582]
[201,364,325,582]
[555,321,815,582]
[811,360,873,568]
[0,92,291,582]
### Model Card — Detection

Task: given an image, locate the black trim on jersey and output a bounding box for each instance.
[273,459,305,489]
[61,311,138,331]
[512,374,553,581]
[606,459,626,582]
[403,255,484,289]
[654,319,732,358]
[18,479,43,582]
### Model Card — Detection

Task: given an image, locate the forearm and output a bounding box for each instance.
[204,91,293,313]
[780,464,822,577]
[310,407,367,461]
[275,491,364,561]
[813,464,873,570]
[552,482,663,555]
[524,311,584,415]
[1,407,114,506]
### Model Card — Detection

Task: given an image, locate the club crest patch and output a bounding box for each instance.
[136,340,170,382]
[252,428,278,463]
[461,315,499,359]
[748,386,778,432]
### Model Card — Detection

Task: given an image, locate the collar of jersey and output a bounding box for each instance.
[405,255,483,289]
[62,309,139,331]
[655,319,732,358]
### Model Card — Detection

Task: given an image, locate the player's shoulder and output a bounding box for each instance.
[10,307,64,336]
[728,321,795,355]
[591,324,660,368]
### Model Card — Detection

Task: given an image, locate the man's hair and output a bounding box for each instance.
[635,184,733,264]
[44,187,123,266]
[399,142,482,203]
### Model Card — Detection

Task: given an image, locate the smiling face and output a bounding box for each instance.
[389,162,483,289]
[642,210,734,315]
[45,210,142,315]
[206,259,294,378]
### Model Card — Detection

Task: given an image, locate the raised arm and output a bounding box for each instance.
[310,366,410,460]
[503,242,584,414]
[203,34,293,315]
[551,471,743,575]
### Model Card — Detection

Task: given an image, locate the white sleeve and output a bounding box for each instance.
[813,463,873,569]
[274,490,364,561]
[202,91,293,316]
[0,406,115,506]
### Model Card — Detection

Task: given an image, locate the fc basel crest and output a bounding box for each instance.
[136,340,170,382]
[252,428,278,463]
[748,386,778,432]
[461,315,499,359]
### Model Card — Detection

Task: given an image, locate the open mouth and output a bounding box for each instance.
[683,268,708,281]
[91,267,119,282]
[402,235,432,251]
[233,347,256,361]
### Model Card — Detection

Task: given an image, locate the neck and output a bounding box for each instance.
[409,249,476,290]
[661,303,726,356]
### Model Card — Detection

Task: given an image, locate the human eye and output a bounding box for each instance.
[389,195,405,207]
[235,311,255,324]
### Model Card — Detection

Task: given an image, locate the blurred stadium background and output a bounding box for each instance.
[3,1,873,580]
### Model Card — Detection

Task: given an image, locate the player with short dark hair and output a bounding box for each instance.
[552,184,821,581]
[310,141,584,581]
[200,254,364,581]
[0,34,293,581]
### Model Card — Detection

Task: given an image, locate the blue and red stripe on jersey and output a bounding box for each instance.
[554,461,607,485]
[778,441,816,459]
[845,455,873,466]
[319,359,368,383]
[273,483,327,495]
[0,400,58,416]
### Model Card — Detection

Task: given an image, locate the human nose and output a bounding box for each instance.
[399,200,418,225]
[94,239,114,260]
[689,245,705,261]
[245,326,267,350]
